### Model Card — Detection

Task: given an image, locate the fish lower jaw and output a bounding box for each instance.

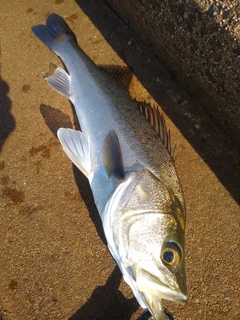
[136,273,187,305]
[139,285,187,305]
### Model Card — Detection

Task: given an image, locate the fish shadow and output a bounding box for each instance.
[72,164,107,244]
[40,104,73,136]
[75,0,240,205]
[0,78,15,151]
[69,266,139,320]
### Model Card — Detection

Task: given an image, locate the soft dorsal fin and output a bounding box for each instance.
[99,65,133,89]
[135,100,175,159]
[102,130,124,179]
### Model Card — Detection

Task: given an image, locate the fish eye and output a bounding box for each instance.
[161,242,181,266]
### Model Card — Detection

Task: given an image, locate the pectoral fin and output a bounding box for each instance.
[57,128,90,177]
[102,130,124,179]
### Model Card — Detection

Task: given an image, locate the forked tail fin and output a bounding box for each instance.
[31,13,77,54]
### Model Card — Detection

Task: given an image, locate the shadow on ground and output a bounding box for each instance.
[73,164,107,244]
[75,0,240,206]
[69,266,138,320]
[0,78,15,151]
[40,104,73,137]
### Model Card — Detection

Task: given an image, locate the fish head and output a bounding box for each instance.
[131,213,187,320]
[108,168,187,320]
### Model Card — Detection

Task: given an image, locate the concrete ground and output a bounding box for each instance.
[0,1,239,320]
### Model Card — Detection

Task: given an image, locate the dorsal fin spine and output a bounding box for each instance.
[134,100,175,159]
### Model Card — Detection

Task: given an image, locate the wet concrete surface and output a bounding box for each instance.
[0,1,240,320]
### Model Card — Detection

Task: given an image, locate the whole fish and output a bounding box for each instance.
[32,14,187,320]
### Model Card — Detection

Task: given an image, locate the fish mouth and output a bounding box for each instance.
[135,268,187,320]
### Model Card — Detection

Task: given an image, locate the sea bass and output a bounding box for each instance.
[32,14,187,320]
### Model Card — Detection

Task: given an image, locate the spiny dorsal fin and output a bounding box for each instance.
[135,100,175,159]
[99,65,133,89]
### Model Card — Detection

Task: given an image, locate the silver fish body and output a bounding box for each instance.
[32,14,187,320]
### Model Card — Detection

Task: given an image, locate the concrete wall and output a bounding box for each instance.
[105,0,240,150]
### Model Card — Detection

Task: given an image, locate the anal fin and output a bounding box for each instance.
[45,66,70,98]
[57,128,90,177]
